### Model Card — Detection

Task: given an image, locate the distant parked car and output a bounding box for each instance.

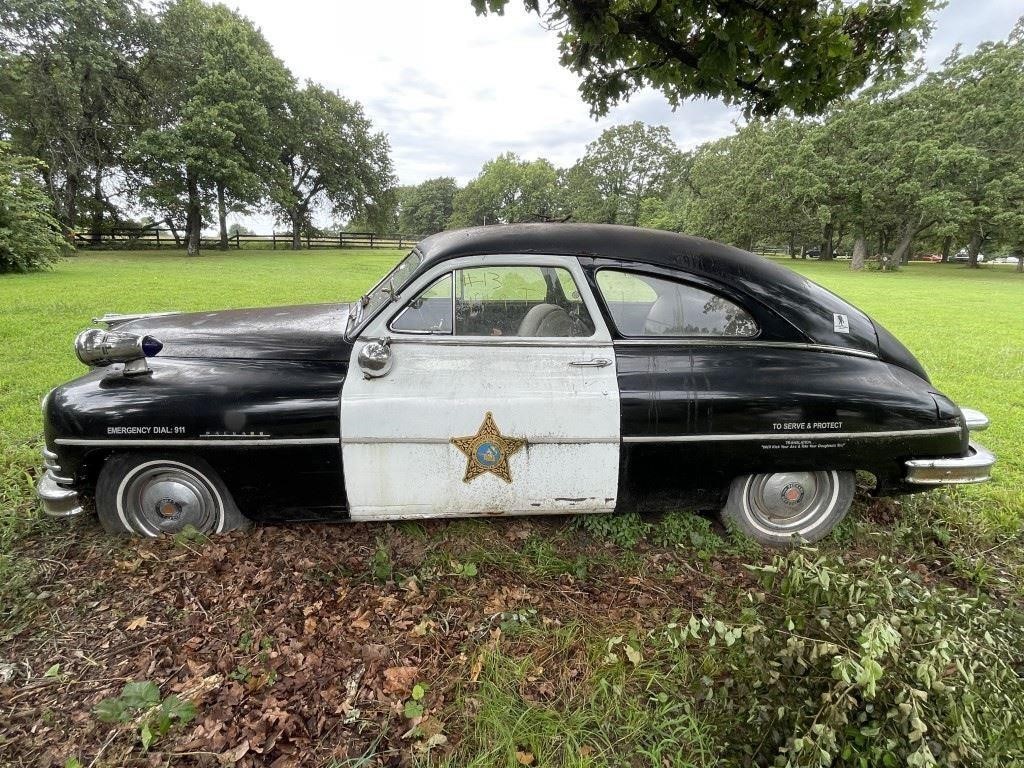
[952,249,986,263]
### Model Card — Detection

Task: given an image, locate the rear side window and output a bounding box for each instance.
[596,269,758,338]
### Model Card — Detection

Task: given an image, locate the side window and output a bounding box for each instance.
[596,269,758,338]
[389,274,453,334]
[454,266,594,337]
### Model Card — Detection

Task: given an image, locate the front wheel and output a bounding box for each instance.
[96,453,248,537]
[720,470,855,547]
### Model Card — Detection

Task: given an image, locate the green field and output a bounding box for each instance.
[1,250,1022,766]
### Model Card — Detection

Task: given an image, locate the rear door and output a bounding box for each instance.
[340,255,620,520]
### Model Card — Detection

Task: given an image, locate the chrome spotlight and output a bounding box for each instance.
[74,328,163,376]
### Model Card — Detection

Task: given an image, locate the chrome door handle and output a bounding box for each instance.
[568,358,612,368]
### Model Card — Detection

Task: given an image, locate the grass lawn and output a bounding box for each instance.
[1,250,1022,767]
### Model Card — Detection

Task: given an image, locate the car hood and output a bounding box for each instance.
[110,303,355,362]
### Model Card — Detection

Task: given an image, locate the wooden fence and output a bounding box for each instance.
[72,228,421,251]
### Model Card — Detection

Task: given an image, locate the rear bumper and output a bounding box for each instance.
[37,446,84,517]
[904,440,995,485]
[904,406,994,486]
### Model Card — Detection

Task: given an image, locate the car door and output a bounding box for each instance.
[340,254,620,520]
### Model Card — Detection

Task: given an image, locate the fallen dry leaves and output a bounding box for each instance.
[0,515,716,767]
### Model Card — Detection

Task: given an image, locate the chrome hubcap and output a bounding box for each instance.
[120,464,220,536]
[743,471,838,536]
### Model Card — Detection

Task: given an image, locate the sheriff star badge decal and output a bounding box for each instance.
[451,412,525,484]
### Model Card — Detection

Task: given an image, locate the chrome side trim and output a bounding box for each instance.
[613,339,879,359]
[55,437,340,447]
[383,336,608,348]
[959,407,989,432]
[37,470,84,517]
[905,441,995,485]
[343,436,619,445]
[623,426,961,443]
[93,311,179,327]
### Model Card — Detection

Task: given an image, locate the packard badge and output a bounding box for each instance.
[451,412,525,484]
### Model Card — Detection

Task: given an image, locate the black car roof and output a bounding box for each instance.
[415,224,879,353]
[418,224,770,280]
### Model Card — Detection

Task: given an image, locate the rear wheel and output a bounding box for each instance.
[720,470,855,547]
[96,453,247,537]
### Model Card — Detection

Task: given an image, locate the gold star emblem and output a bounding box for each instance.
[451,412,526,484]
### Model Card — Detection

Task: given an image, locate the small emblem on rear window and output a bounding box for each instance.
[833,313,850,334]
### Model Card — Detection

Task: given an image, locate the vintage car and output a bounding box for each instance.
[38,224,995,546]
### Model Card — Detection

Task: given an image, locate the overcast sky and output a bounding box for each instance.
[226,0,1021,229]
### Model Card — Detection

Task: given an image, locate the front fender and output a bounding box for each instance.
[43,358,348,508]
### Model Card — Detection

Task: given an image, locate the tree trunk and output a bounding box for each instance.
[891,218,916,265]
[850,231,867,271]
[217,181,229,250]
[1017,255,1023,273]
[941,235,952,263]
[186,172,202,256]
[788,231,796,258]
[290,209,302,250]
[820,221,834,261]
[967,230,982,268]
[166,217,182,246]
[90,165,104,245]
[65,174,79,232]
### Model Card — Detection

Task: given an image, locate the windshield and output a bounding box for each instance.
[349,249,423,335]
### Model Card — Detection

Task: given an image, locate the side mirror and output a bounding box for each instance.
[357,337,392,379]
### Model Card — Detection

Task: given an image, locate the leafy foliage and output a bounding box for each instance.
[449,153,560,226]
[94,680,197,752]
[132,0,294,255]
[682,23,1024,266]
[473,0,937,118]
[560,121,678,226]
[0,143,71,272]
[669,551,1024,766]
[271,82,395,249]
[573,511,649,548]
[398,177,459,236]
[0,0,150,231]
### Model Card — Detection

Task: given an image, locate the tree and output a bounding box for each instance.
[398,177,459,235]
[449,153,560,226]
[132,0,293,255]
[0,143,72,272]
[472,0,937,117]
[563,122,677,226]
[271,82,395,249]
[919,25,1024,267]
[0,0,151,235]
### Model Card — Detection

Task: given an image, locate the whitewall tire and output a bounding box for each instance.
[720,470,855,547]
[96,453,247,537]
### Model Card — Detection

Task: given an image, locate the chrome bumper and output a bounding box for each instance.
[904,407,995,486]
[905,441,996,485]
[37,447,84,517]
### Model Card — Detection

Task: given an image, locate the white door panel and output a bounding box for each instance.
[342,343,619,519]
[340,253,621,520]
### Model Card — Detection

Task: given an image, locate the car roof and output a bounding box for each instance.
[418,223,773,281]
[414,224,879,353]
